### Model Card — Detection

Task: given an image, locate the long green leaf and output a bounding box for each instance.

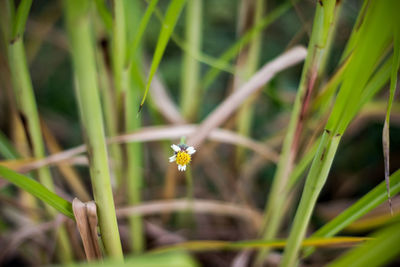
[94,0,112,32]
[327,222,400,267]
[0,131,19,159]
[0,165,74,219]
[151,237,370,254]
[139,0,186,112]
[11,0,32,40]
[303,169,400,257]
[151,7,234,74]
[126,0,160,67]
[258,1,338,264]
[280,2,400,266]
[201,0,295,90]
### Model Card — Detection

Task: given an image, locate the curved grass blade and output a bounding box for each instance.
[327,222,400,267]
[281,2,400,265]
[126,0,159,67]
[139,0,186,113]
[0,131,19,159]
[345,211,400,232]
[151,7,234,74]
[0,165,74,219]
[303,169,400,257]
[150,237,370,254]
[94,0,112,33]
[11,0,32,40]
[201,0,296,90]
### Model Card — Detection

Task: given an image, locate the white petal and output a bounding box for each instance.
[178,165,183,171]
[171,144,180,152]
[169,155,176,162]
[186,146,196,155]
[181,165,187,171]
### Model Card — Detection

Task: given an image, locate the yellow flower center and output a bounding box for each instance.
[176,151,191,166]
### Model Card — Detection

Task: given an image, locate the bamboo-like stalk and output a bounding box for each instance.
[180,0,202,121]
[112,0,126,106]
[255,1,338,264]
[96,40,124,189]
[63,0,123,259]
[3,0,73,263]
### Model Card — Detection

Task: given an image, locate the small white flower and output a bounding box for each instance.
[186,146,196,155]
[169,155,176,162]
[171,144,180,152]
[169,143,196,171]
[178,165,187,171]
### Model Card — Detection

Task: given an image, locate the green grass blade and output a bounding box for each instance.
[326,5,395,135]
[151,6,234,74]
[280,129,341,267]
[281,2,400,265]
[4,2,74,261]
[0,131,19,159]
[235,0,264,163]
[201,0,294,90]
[11,0,32,40]
[151,236,370,254]
[94,0,113,33]
[180,0,202,120]
[112,0,126,99]
[288,140,319,189]
[358,55,392,110]
[114,1,148,254]
[171,34,234,73]
[303,169,400,257]
[327,222,400,267]
[126,0,159,67]
[139,0,187,112]
[257,1,338,264]
[0,165,74,219]
[126,79,145,253]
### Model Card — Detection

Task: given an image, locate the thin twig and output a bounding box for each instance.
[15,125,279,173]
[187,46,307,147]
[116,198,263,229]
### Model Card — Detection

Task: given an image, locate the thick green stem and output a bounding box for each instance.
[96,42,124,188]
[180,0,202,120]
[64,0,123,259]
[112,0,126,106]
